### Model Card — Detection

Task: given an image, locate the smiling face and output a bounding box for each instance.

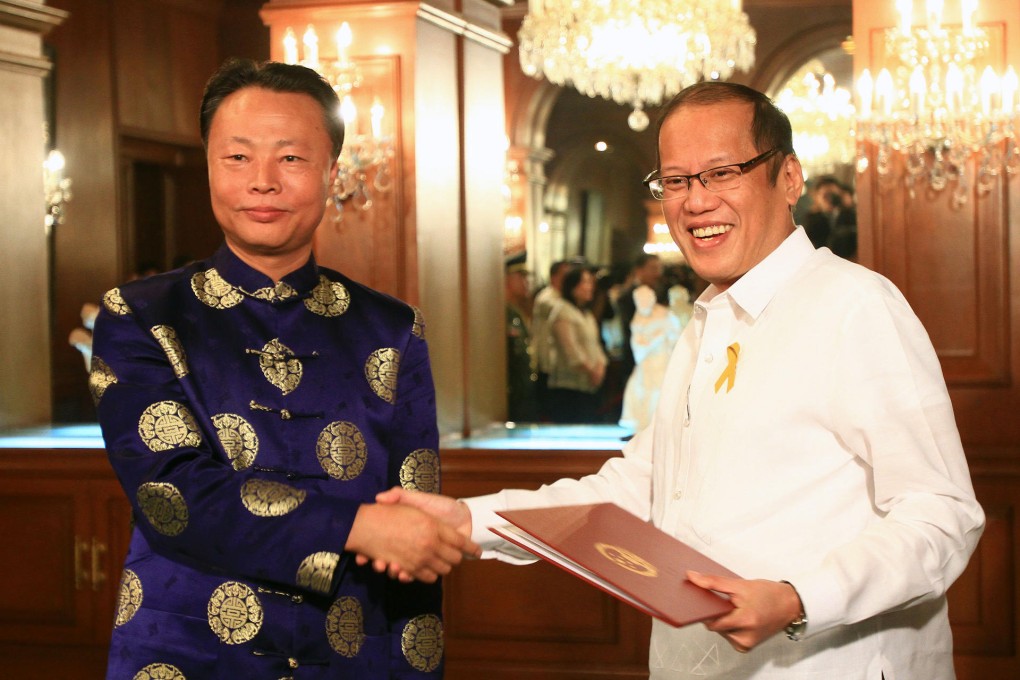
[207,86,338,279]
[658,100,803,291]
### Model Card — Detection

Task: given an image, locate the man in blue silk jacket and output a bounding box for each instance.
[90,58,477,679]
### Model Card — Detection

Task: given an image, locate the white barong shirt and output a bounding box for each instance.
[466,227,984,679]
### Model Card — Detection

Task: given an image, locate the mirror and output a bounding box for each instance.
[505,46,857,427]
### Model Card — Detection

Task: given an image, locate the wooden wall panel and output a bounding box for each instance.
[44,0,119,424]
[441,448,652,679]
[311,55,409,300]
[112,0,220,142]
[853,2,1020,677]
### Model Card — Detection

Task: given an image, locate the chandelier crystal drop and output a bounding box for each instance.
[775,61,856,177]
[854,0,1020,206]
[518,0,757,131]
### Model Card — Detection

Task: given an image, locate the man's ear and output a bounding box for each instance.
[782,154,805,207]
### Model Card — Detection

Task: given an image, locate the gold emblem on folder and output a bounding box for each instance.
[595,542,658,577]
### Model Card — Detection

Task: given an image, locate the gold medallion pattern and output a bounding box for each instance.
[115,569,143,626]
[132,663,185,680]
[257,338,303,394]
[402,614,444,672]
[250,281,297,302]
[137,482,189,536]
[411,306,426,339]
[240,479,306,517]
[88,355,117,405]
[325,596,365,658]
[191,268,244,309]
[151,325,189,378]
[399,449,440,493]
[304,275,351,317]
[296,552,340,594]
[138,401,202,452]
[594,543,658,577]
[102,287,132,315]
[316,421,367,480]
[208,581,264,645]
[365,348,400,404]
[211,413,259,470]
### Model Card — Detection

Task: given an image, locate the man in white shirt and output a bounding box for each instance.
[372,82,984,679]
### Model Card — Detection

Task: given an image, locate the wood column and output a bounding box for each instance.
[260,0,512,435]
[0,0,68,428]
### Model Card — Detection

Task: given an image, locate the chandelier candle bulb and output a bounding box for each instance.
[340,95,357,134]
[370,98,384,140]
[283,28,298,64]
[1002,67,1018,115]
[336,23,352,66]
[858,69,874,119]
[302,25,319,69]
[979,67,999,118]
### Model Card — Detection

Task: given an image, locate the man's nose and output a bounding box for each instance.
[249,162,280,193]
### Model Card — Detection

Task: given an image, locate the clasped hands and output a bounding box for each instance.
[351,488,803,652]
[346,488,477,584]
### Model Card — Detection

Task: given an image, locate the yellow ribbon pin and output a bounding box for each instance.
[713,342,740,394]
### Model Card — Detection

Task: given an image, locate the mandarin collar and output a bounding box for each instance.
[209,243,322,297]
[694,226,816,320]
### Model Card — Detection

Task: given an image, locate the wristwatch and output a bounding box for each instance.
[780,580,807,641]
[784,612,807,642]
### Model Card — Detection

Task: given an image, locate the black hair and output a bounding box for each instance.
[199,58,344,160]
[653,81,795,185]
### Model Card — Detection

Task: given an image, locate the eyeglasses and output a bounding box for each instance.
[643,148,780,201]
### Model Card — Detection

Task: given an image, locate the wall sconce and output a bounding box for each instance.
[283,22,393,220]
[43,149,72,232]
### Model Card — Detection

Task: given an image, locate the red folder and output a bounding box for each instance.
[492,502,737,628]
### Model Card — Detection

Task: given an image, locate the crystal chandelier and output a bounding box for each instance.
[775,60,856,177]
[517,0,757,131]
[855,0,1019,205]
[283,23,393,220]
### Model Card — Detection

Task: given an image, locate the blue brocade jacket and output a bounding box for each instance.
[91,245,443,679]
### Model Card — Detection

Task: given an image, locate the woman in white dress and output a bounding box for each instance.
[620,284,681,431]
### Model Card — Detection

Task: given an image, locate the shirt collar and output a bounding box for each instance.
[695,226,816,320]
[210,243,321,297]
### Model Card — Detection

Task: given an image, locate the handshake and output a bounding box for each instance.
[346,488,480,584]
